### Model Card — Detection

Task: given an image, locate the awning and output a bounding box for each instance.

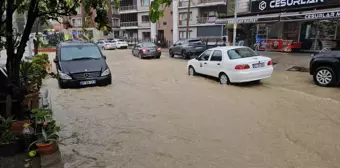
[215,8,340,24]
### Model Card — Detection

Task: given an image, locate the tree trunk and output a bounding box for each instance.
[5,0,14,117]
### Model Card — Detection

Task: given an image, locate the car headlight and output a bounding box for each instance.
[101,69,110,76]
[58,70,72,80]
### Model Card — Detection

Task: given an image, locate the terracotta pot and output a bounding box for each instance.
[36,142,58,155]
[23,92,40,110]
[10,120,32,136]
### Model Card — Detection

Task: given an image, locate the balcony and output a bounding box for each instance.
[120,22,138,28]
[200,0,226,3]
[112,20,120,28]
[119,5,137,12]
[139,21,151,27]
[197,17,217,24]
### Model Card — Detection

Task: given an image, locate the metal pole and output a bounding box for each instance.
[186,0,191,39]
[232,0,238,46]
[150,0,157,41]
[172,0,179,43]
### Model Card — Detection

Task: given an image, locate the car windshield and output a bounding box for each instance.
[60,45,102,61]
[117,40,125,42]
[142,42,156,47]
[227,48,259,59]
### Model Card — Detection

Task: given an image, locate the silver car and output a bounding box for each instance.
[96,40,117,50]
[169,39,206,59]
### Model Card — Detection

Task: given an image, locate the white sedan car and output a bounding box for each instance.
[187,46,273,84]
[113,39,128,49]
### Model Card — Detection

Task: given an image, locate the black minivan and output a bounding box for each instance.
[54,42,112,88]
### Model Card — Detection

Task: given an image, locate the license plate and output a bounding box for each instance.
[195,47,203,49]
[149,49,155,52]
[252,62,265,68]
[80,80,96,85]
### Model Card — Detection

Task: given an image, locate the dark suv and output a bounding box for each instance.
[169,39,206,59]
[54,42,112,88]
[309,51,340,87]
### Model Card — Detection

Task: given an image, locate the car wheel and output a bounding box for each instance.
[138,52,143,59]
[219,73,230,85]
[155,56,160,59]
[188,66,196,76]
[182,50,189,59]
[169,50,174,57]
[313,66,337,87]
[58,80,66,89]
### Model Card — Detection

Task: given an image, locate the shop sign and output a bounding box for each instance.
[304,11,340,20]
[226,18,258,24]
[251,0,327,12]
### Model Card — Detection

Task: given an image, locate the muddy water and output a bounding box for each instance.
[45,50,340,168]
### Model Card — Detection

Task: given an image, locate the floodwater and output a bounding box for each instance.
[45,50,340,168]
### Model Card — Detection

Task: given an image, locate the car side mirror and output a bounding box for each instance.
[103,55,107,59]
[53,58,57,63]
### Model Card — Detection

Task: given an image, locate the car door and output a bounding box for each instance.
[195,50,212,75]
[206,50,223,77]
[173,40,183,54]
[133,44,141,55]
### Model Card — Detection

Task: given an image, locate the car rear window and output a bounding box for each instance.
[188,39,204,45]
[142,42,156,47]
[117,40,125,42]
[227,48,259,60]
[60,45,102,61]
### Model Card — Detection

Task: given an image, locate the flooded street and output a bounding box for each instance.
[45,49,340,168]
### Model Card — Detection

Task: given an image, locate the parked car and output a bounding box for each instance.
[169,39,206,59]
[132,42,161,59]
[113,39,128,49]
[54,42,112,88]
[187,46,273,85]
[309,51,340,87]
[96,40,117,50]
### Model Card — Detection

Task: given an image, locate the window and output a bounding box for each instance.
[175,40,183,45]
[60,45,102,61]
[141,0,150,6]
[142,42,156,47]
[71,18,82,27]
[179,31,194,39]
[198,50,212,61]
[210,50,222,61]
[179,12,192,21]
[141,15,149,23]
[227,48,259,60]
[180,0,189,6]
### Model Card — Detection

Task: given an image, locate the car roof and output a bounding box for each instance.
[208,46,250,51]
[59,41,96,47]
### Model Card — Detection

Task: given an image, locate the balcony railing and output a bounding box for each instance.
[200,0,226,3]
[119,5,137,11]
[197,17,216,24]
[120,22,138,27]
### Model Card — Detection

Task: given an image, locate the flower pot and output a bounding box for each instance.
[10,120,32,136]
[0,141,20,157]
[36,142,58,155]
[23,92,40,110]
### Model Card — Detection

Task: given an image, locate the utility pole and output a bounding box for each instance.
[232,0,238,46]
[172,0,179,43]
[186,0,191,39]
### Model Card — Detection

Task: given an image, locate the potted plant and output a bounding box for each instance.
[20,61,45,110]
[0,116,20,157]
[29,121,60,155]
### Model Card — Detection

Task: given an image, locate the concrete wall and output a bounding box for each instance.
[178,8,198,26]
[157,4,173,42]
[137,12,151,28]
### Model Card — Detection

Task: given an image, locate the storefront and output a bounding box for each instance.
[216,0,340,52]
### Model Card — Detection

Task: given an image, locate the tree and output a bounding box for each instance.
[0,0,119,115]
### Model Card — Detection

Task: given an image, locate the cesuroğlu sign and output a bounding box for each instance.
[251,0,326,12]
[305,11,340,19]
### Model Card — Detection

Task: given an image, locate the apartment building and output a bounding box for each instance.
[177,0,227,39]
[63,6,104,40]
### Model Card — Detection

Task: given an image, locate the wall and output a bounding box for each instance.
[137,12,151,28]
[178,8,198,26]
[157,4,173,42]
[227,0,249,16]
[138,28,150,39]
